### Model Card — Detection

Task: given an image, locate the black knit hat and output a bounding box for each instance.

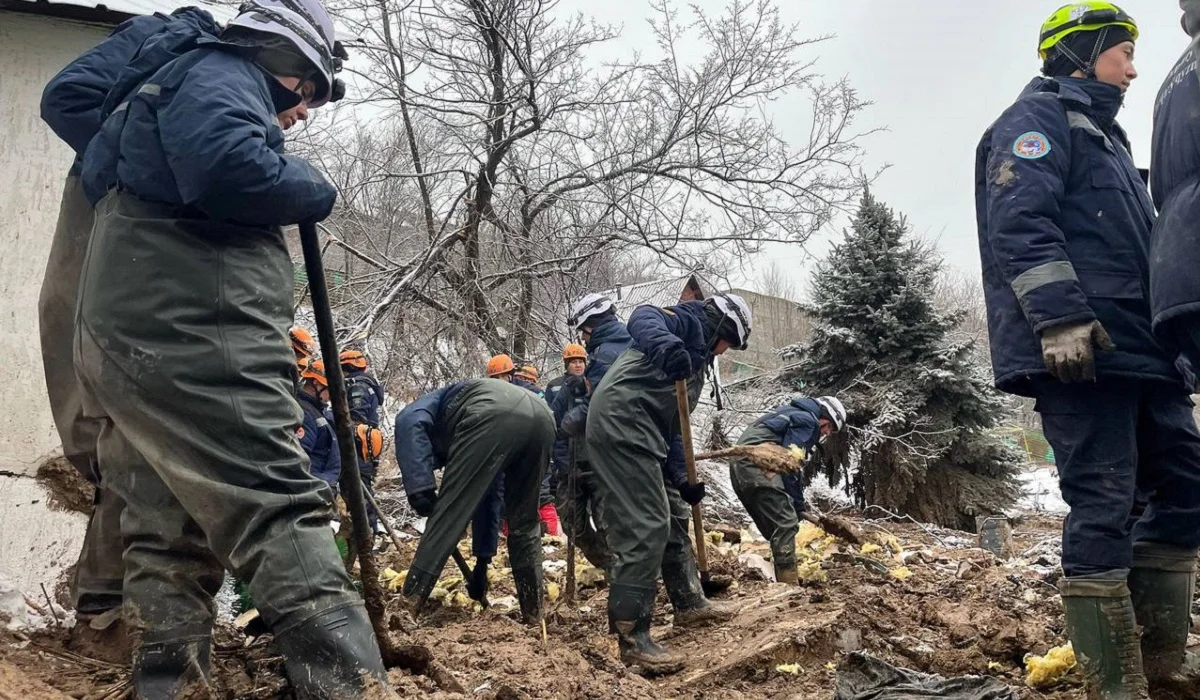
[1043,25,1135,77]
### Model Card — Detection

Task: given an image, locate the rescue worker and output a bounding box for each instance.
[515,364,540,386]
[587,293,752,674]
[729,396,846,584]
[38,6,220,658]
[394,378,555,622]
[544,343,587,404]
[975,4,1200,697]
[340,350,386,533]
[298,359,341,493]
[1139,2,1200,689]
[73,0,393,696]
[486,353,517,381]
[291,326,316,361]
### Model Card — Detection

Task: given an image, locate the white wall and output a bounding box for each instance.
[0,11,107,594]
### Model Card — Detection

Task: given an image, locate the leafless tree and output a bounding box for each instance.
[303,0,874,389]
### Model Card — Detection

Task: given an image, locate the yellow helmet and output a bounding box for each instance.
[1039,2,1137,60]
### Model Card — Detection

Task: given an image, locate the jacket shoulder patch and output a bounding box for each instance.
[1013,131,1052,160]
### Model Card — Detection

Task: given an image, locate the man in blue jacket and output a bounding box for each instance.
[729,396,845,584]
[297,359,341,493]
[394,378,555,622]
[340,350,386,532]
[72,1,393,696]
[37,7,219,659]
[586,293,752,674]
[1140,3,1200,691]
[976,4,1200,696]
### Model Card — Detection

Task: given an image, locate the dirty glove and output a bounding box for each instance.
[659,345,693,381]
[678,481,707,506]
[562,374,588,398]
[407,489,438,517]
[561,406,587,437]
[1040,320,1115,383]
[466,556,491,602]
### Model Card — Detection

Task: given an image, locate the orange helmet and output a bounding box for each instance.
[290,327,315,359]
[515,364,539,383]
[356,425,384,461]
[486,354,515,377]
[563,344,587,362]
[299,358,329,387]
[340,349,367,370]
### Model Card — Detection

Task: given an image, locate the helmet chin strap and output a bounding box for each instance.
[1057,25,1110,79]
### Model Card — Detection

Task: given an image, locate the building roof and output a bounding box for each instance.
[1,0,235,25]
[602,273,706,319]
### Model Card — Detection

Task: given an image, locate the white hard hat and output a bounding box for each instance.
[226,0,341,107]
[815,396,847,431]
[710,292,753,350]
[567,293,615,332]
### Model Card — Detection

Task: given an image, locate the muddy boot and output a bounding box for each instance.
[609,583,684,676]
[399,567,439,615]
[1129,542,1200,690]
[274,604,394,699]
[662,556,736,628]
[69,607,134,666]
[133,635,215,699]
[1060,574,1149,700]
[513,565,543,624]
[775,564,800,586]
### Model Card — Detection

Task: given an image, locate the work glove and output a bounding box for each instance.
[678,481,707,506]
[562,374,588,398]
[466,556,491,602]
[659,345,693,381]
[1040,320,1115,383]
[407,489,438,517]
[539,503,561,536]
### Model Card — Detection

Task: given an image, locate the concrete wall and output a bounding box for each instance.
[0,11,107,593]
[720,288,811,381]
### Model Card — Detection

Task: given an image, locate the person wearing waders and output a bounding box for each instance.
[729,396,845,584]
[394,378,555,621]
[1137,1,1200,690]
[73,0,396,696]
[339,350,386,537]
[976,4,1200,697]
[586,293,752,674]
[37,6,220,660]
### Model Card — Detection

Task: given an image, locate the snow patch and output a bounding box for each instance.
[1016,467,1067,515]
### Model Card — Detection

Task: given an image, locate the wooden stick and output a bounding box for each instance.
[40,583,60,627]
[674,380,708,574]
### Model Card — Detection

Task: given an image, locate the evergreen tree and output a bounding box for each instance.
[784,192,1020,530]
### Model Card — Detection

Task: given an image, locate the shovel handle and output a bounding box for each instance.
[675,380,708,573]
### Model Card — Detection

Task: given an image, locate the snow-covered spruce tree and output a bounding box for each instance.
[782,192,1020,530]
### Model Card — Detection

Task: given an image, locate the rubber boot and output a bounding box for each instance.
[1129,542,1200,690]
[513,565,543,624]
[775,563,800,586]
[273,604,395,699]
[400,567,439,612]
[609,583,684,676]
[662,556,736,628]
[133,635,215,699]
[1059,574,1149,700]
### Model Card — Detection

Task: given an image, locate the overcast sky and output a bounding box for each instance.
[554,0,1192,292]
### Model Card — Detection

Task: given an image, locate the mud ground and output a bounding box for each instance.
[6,503,1161,700]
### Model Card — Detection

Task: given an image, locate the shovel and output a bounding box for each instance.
[674,380,733,597]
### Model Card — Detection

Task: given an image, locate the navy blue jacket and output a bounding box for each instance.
[80,43,336,225]
[299,392,341,489]
[40,12,178,171]
[554,315,633,469]
[745,398,823,513]
[975,76,1181,396]
[393,381,469,497]
[345,369,386,428]
[78,8,221,202]
[627,301,712,488]
[1150,47,1200,335]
